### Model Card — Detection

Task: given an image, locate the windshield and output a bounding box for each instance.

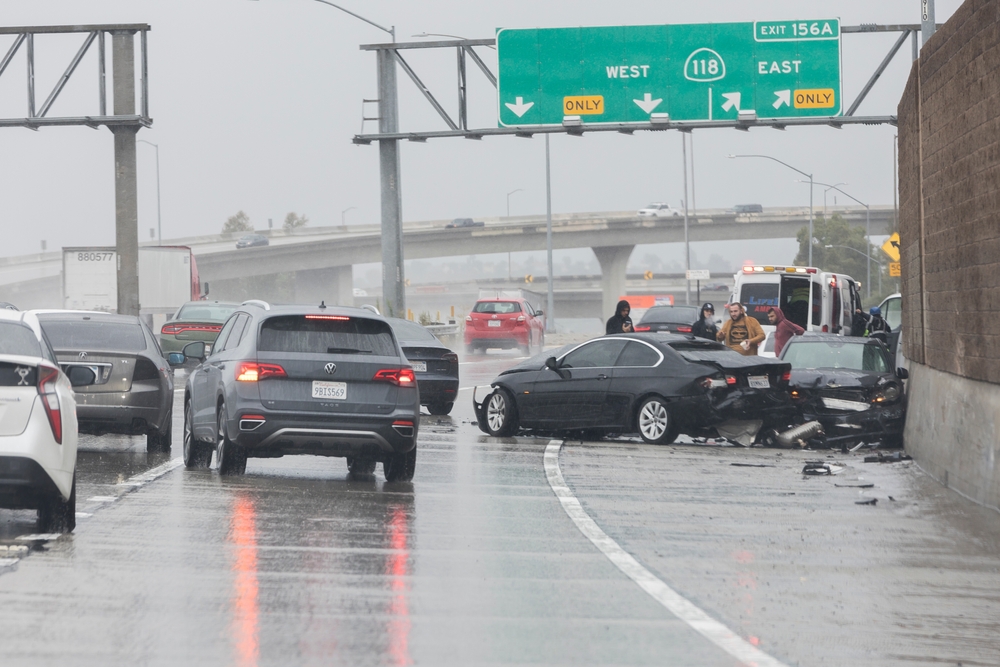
[639,306,700,324]
[40,319,146,352]
[388,318,437,342]
[175,303,238,323]
[0,322,42,357]
[473,301,521,314]
[782,340,890,373]
[259,316,397,356]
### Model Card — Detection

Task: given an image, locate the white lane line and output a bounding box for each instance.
[119,457,184,489]
[543,439,789,667]
[0,558,19,568]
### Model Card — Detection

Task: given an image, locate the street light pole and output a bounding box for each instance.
[728,154,814,265]
[341,206,356,225]
[545,134,554,333]
[682,133,690,305]
[810,181,872,299]
[823,182,847,215]
[137,139,161,245]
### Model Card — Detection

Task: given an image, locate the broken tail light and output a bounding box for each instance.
[37,365,62,444]
[782,371,791,382]
[699,376,728,389]
[235,362,287,382]
[726,375,737,386]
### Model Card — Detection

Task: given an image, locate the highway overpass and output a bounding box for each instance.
[0,206,892,316]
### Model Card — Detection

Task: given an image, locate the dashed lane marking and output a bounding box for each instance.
[543,439,789,667]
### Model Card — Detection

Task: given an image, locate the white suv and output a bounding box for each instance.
[0,310,93,532]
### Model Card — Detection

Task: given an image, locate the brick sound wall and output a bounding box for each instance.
[898,0,1000,383]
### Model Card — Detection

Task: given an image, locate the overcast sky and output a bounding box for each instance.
[0,0,962,265]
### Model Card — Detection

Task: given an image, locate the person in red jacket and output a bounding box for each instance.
[768,307,805,357]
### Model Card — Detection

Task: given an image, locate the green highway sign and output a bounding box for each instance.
[497,19,842,126]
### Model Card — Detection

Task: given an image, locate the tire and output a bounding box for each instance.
[347,456,377,476]
[38,474,76,533]
[485,388,519,437]
[428,402,453,416]
[216,403,247,476]
[146,409,172,453]
[466,343,477,355]
[636,396,677,444]
[182,400,211,469]
[383,447,416,482]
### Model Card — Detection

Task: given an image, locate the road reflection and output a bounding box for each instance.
[386,503,412,666]
[230,494,259,667]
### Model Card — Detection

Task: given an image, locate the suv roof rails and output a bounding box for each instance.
[360,304,380,315]
[241,299,271,311]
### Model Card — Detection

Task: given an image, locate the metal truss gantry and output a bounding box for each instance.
[0,24,152,315]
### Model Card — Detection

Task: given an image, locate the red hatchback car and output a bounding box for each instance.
[465,297,545,355]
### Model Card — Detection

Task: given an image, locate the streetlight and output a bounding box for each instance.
[823,182,847,215]
[806,181,872,299]
[137,139,161,245]
[728,154,814,265]
[250,0,394,40]
[506,189,524,282]
[412,32,496,49]
[341,206,357,225]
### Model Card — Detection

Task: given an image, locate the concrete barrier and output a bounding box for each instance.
[904,362,1000,511]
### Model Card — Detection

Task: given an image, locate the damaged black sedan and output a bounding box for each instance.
[472,333,796,445]
[780,334,908,448]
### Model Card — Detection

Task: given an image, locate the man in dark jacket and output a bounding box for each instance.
[691,303,718,341]
[857,306,892,343]
[605,300,634,334]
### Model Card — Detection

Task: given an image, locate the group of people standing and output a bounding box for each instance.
[606,298,891,357]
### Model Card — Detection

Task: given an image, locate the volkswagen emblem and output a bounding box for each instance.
[324,362,337,375]
[78,351,88,360]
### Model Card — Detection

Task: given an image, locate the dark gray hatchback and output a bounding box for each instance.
[174,301,419,480]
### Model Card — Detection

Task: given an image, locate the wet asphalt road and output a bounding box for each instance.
[2,351,1000,666]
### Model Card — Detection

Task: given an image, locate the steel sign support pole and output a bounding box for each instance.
[112,30,140,316]
[921,0,936,45]
[866,204,871,299]
[545,134,554,333]
[378,48,404,318]
[809,173,814,267]
[682,133,690,305]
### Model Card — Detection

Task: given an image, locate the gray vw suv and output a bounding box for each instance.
[173,301,419,481]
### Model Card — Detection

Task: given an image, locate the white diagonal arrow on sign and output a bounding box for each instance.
[773,90,791,109]
[504,96,534,118]
[721,92,742,112]
[633,93,662,114]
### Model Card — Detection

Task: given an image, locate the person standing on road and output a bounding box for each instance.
[605,300,634,335]
[691,303,718,341]
[768,306,805,357]
[856,306,892,343]
[717,302,765,355]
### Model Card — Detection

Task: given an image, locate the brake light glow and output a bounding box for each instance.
[782,371,791,382]
[633,325,651,332]
[305,315,350,321]
[235,362,287,382]
[161,323,222,335]
[677,325,692,333]
[373,368,416,386]
[37,365,62,444]
[726,375,737,386]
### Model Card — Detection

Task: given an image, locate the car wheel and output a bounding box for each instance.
[182,400,211,469]
[38,474,76,533]
[217,403,247,476]
[146,409,172,453]
[485,388,519,437]
[428,402,453,416]
[347,456,377,476]
[383,447,416,482]
[636,396,677,444]
[466,343,476,355]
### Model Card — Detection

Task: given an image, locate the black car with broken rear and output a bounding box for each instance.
[472,333,795,445]
[779,333,908,449]
[633,305,701,334]
[173,301,419,481]
[36,311,174,452]
[386,318,459,415]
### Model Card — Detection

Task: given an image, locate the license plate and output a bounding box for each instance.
[488,320,501,327]
[312,381,347,400]
[748,375,770,389]
[411,361,427,373]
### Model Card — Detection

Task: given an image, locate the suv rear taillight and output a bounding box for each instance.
[373,368,416,386]
[443,352,458,365]
[37,365,62,444]
[235,362,287,382]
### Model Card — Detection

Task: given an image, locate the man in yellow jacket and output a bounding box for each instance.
[717,302,766,356]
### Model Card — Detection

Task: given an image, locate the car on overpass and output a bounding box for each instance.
[473,333,795,445]
[235,234,269,249]
[637,203,681,217]
[445,217,484,229]
[465,295,544,355]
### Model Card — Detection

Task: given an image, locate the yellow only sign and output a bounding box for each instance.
[881,232,901,262]
[562,95,604,115]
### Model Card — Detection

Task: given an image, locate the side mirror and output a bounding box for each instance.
[896,367,909,380]
[67,366,96,387]
[182,341,207,361]
[201,282,210,298]
[167,352,186,366]
[535,309,544,316]
[544,356,559,371]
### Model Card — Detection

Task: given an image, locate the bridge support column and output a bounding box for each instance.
[293,265,353,307]
[593,245,634,322]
